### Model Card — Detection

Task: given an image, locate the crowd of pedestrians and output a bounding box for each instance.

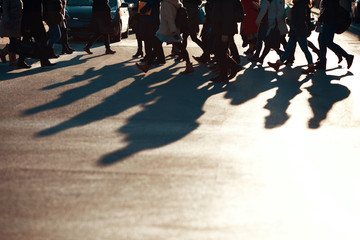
[0,0,355,83]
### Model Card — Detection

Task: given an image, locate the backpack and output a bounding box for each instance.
[335,6,351,34]
[234,0,245,22]
[175,6,190,33]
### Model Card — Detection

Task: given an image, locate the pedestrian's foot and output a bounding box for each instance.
[83,47,93,54]
[62,48,74,55]
[193,55,209,64]
[336,53,343,64]
[105,49,116,54]
[17,61,31,69]
[228,65,242,79]
[268,62,280,72]
[136,62,151,73]
[132,50,143,58]
[41,60,56,67]
[346,55,354,69]
[302,65,316,74]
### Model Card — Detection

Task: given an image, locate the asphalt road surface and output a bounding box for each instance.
[1,29,360,240]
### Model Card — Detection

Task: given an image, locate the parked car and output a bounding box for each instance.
[352,0,360,23]
[66,0,130,42]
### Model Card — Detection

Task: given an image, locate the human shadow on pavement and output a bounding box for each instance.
[306,70,352,129]
[31,60,224,165]
[223,62,278,107]
[264,66,311,129]
[97,66,225,165]
[0,53,100,82]
[22,58,137,116]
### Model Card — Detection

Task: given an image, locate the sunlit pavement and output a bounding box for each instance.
[1,28,360,240]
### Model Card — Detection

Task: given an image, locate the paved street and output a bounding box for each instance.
[1,28,360,240]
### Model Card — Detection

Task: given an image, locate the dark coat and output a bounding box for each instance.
[43,0,63,25]
[183,0,202,35]
[90,0,112,32]
[0,0,23,38]
[21,0,44,33]
[289,0,311,38]
[318,0,339,24]
[211,0,238,36]
[138,0,160,38]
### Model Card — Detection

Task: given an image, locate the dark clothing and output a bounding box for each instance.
[211,0,240,79]
[211,0,238,36]
[183,0,202,35]
[21,0,52,65]
[139,0,160,23]
[90,0,112,32]
[289,0,311,38]
[318,0,339,24]
[138,0,163,62]
[85,0,112,50]
[317,0,351,66]
[43,0,63,25]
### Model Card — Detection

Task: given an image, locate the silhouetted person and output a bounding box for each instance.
[83,0,116,55]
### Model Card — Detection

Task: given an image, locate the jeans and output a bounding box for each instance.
[47,24,61,47]
[318,22,350,65]
[281,36,313,65]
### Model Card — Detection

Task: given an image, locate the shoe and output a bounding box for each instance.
[336,53,343,64]
[140,56,148,62]
[228,65,242,79]
[268,61,281,72]
[136,62,151,73]
[62,47,74,54]
[83,46,93,54]
[41,60,56,67]
[193,55,209,64]
[48,47,59,59]
[346,55,354,69]
[302,65,315,74]
[17,61,31,69]
[283,60,294,66]
[181,62,194,74]
[50,52,60,59]
[132,50,143,58]
[175,56,184,61]
[153,58,166,65]
[105,49,116,54]
[210,75,229,83]
[66,44,75,52]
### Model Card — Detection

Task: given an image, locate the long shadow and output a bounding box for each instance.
[223,62,278,106]
[31,60,224,165]
[98,67,225,165]
[264,66,312,128]
[306,70,352,129]
[0,52,101,82]
[22,59,137,115]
